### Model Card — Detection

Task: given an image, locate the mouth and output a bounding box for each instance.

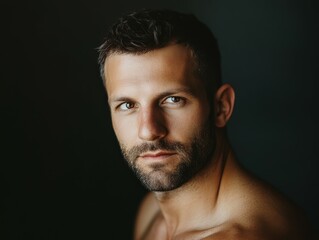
[139,151,176,161]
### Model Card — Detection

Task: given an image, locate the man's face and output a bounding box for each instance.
[105,44,215,191]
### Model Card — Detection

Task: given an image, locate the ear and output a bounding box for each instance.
[214,84,235,128]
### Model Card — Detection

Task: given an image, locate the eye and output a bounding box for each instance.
[162,96,185,106]
[118,102,135,111]
[166,96,181,103]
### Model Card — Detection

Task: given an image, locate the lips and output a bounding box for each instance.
[139,151,176,160]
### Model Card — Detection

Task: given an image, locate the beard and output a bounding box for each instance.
[119,122,215,192]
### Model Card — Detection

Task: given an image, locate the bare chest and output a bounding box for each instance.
[140,214,221,240]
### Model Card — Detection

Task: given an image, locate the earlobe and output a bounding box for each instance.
[214,84,235,128]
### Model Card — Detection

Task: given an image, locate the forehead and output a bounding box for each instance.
[104,44,201,98]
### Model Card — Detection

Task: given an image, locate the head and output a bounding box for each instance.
[98,9,234,192]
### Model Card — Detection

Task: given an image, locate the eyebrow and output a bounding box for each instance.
[108,87,196,104]
[108,97,134,105]
[156,87,196,99]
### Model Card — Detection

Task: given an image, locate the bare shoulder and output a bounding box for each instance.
[219,165,315,239]
[177,219,295,240]
[134,192,160,240]
[200,222,268,240]
[200,218,314,240]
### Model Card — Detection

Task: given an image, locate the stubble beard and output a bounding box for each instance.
[119,122,215,192]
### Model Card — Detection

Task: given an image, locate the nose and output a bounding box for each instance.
[138,106,167,141]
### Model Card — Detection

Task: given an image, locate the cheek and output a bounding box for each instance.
[167,105,210,141]
[111,115,137,147]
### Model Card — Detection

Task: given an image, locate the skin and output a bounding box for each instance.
[104,44,313,239]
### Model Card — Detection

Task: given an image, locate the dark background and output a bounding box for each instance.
[1,0,318,239]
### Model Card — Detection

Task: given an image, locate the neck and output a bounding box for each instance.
[153,131,234,237]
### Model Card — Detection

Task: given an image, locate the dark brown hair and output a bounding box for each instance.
[98,9,222,95]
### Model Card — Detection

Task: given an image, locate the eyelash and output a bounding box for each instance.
[117,102,135,111]
[162,96,185,105]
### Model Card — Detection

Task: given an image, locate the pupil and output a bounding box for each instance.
[172,97,179,102]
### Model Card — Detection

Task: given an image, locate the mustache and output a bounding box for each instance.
[121,139,187,162]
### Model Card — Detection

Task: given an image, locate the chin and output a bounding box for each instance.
[137,168,190,192]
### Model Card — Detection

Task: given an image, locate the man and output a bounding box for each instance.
[98,9,313,240]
